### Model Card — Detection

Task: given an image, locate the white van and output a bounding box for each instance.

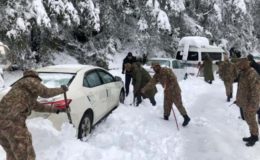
[175,36,225,75]
[143,57,186,81]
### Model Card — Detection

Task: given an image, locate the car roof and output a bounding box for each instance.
[148,58,176,61]
[36,64,100,73]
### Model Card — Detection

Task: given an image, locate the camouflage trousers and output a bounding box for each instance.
[164,92,187,117]
[0,122,35,160]
[223,81,233,97]
[243,109,259,136]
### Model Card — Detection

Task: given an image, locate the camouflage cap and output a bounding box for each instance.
[23,70,38,77]
[236,58,250,67]
[23,70,42,81]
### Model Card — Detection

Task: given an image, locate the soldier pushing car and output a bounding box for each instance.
[0,70,68,160]
[124,62,157,106]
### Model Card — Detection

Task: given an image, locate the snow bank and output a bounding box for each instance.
[52,52,79,65]
[157,10,171,32]
[234,0,247,13]
[145,0,171,32]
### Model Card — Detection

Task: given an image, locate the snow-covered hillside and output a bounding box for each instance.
[1,69,260,160]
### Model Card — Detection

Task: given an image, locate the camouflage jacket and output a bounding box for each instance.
[202,59,214,81]
[143,67,181,97]
[132,65,157,98]
[219,60,237,82]
[236,68,260,110]
[0,71,64,122]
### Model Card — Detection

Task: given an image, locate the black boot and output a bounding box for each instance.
[182,115,190,126]
[136,100,142,107]
[243,135,253,142]
[150,97,156,106]
[164,115,169,120]
[227,96,231,102]
[230,93,233,98]
[246,135,259,147]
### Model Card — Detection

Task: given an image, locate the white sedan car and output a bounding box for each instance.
[0,64,125,140]
[143,58,187,80]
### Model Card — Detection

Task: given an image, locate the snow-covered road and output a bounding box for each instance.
[1,70,260,160]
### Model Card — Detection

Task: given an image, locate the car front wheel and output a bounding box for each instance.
[78,113,92,141]
[119,90,125,104]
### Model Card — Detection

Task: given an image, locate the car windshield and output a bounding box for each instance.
[146,60,170,68]
[38,72,75,88]
[254,56,260,61]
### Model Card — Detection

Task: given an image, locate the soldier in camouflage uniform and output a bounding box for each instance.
[125,63,157,106]
[218,55,238,102]
[0,70,67,160]
[235,58,260,146]
[201,54,214,84]
[141,63,191,126]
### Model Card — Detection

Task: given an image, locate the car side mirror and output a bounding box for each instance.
[114,76,122,82]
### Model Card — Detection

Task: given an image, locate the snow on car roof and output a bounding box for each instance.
[178,36,210,47]
[36,64,99,73]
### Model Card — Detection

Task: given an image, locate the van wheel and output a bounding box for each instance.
[78,113,92,141]
[119,90,125,104]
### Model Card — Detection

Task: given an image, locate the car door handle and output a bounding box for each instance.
[106,89,109,97]
[87,95,95,105]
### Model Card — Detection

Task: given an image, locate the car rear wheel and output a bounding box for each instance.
[119,90,125,104]
[78,113,92,141]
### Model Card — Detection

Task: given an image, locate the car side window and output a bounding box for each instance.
[172,60,179,68]
[83,71,102,88]
[97,70,114,84]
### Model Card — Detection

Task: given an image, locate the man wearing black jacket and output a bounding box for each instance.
[247,54,260,124]
[122,52,136,96]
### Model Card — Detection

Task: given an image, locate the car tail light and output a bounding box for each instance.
[44,99,72,109]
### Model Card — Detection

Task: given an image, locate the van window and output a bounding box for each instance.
[202,52,222,61]
[176,51,183,60]
[187,52,198,61]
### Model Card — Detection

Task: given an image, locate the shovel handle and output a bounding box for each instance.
[64,91,73,124]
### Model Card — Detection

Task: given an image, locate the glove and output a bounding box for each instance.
[56,108,66,114]
[61,85,68,92]
[122,71,124,74]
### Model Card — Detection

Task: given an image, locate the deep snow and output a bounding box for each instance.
[1,59,260,159]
